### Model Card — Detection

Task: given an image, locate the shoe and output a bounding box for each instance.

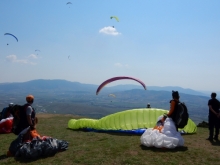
[206,137,213,141]
[214,137,219,141]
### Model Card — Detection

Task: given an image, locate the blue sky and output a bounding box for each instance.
[1,0,220,92]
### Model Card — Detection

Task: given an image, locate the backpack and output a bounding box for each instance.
[10,104,29,135]
[173,101,189,129]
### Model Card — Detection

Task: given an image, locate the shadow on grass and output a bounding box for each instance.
[0,154,8,160]
[14,155,55,163]
[208,140,220,146]
[140,145,188,152]
[181,132,197,136]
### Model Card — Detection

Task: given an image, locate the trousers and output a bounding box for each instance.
[209,115,220,138]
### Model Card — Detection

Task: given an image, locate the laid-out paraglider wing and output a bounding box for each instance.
[4,33,18,42]
[68,108,197,134]
[96,76,146,95]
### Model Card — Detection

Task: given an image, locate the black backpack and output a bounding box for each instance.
[10,104,29,135]
[173,101,189,129]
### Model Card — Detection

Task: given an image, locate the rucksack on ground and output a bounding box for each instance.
[174,102,189,129]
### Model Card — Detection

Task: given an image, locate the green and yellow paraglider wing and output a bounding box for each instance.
[179,118,197,133]
[68,118,98,129]
[110,16,119,22]
[68,108,197,134]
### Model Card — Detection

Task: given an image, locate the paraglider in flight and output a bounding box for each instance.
[68,56,70,60]
[4,33,18,42]
[66,2,72,8]
[96,76,146,95]
[109,94,116,98]
[35,50,40,55]
[110,16,119,22]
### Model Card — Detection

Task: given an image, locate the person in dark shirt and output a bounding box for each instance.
[207,92,220,141]
[147,103,151,108]
[15,95,36,135]
[0,103,14,120]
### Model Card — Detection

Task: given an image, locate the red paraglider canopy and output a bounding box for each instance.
[96,76,146,95]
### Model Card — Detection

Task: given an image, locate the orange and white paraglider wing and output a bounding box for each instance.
[96,76,146,95]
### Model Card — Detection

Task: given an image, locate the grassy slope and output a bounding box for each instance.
[0,114,220,165]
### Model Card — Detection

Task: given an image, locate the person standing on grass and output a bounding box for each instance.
[12,95,37,135]
[207,92,220,141]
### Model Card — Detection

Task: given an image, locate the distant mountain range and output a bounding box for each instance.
[0,79,211,124]
[0,79,210,96]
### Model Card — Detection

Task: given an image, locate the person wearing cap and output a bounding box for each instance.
[24,95,36,130]
[16,95,37,133]
[207,92,220,141]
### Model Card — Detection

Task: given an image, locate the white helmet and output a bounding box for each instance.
[9,103,14,107]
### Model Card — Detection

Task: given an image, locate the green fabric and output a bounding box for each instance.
[110,16,119,22]
[68,108,197,134]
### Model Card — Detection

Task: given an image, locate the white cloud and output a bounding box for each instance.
[114,62,129,68]
[28,54,38,59]
[99,26,121,36]
[6,55,36,65]
[6,55,17,62]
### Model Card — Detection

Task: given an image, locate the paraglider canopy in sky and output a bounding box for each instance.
[109,94,116,98]
[110,16,119,22]
[96,76,146,95]
[4,33,18,42]
[66,2,72,5]
[35,49,40,55]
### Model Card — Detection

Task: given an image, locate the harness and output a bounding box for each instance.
[19,104,36,128]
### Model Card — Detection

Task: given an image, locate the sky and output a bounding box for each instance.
[1,0,220,92]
